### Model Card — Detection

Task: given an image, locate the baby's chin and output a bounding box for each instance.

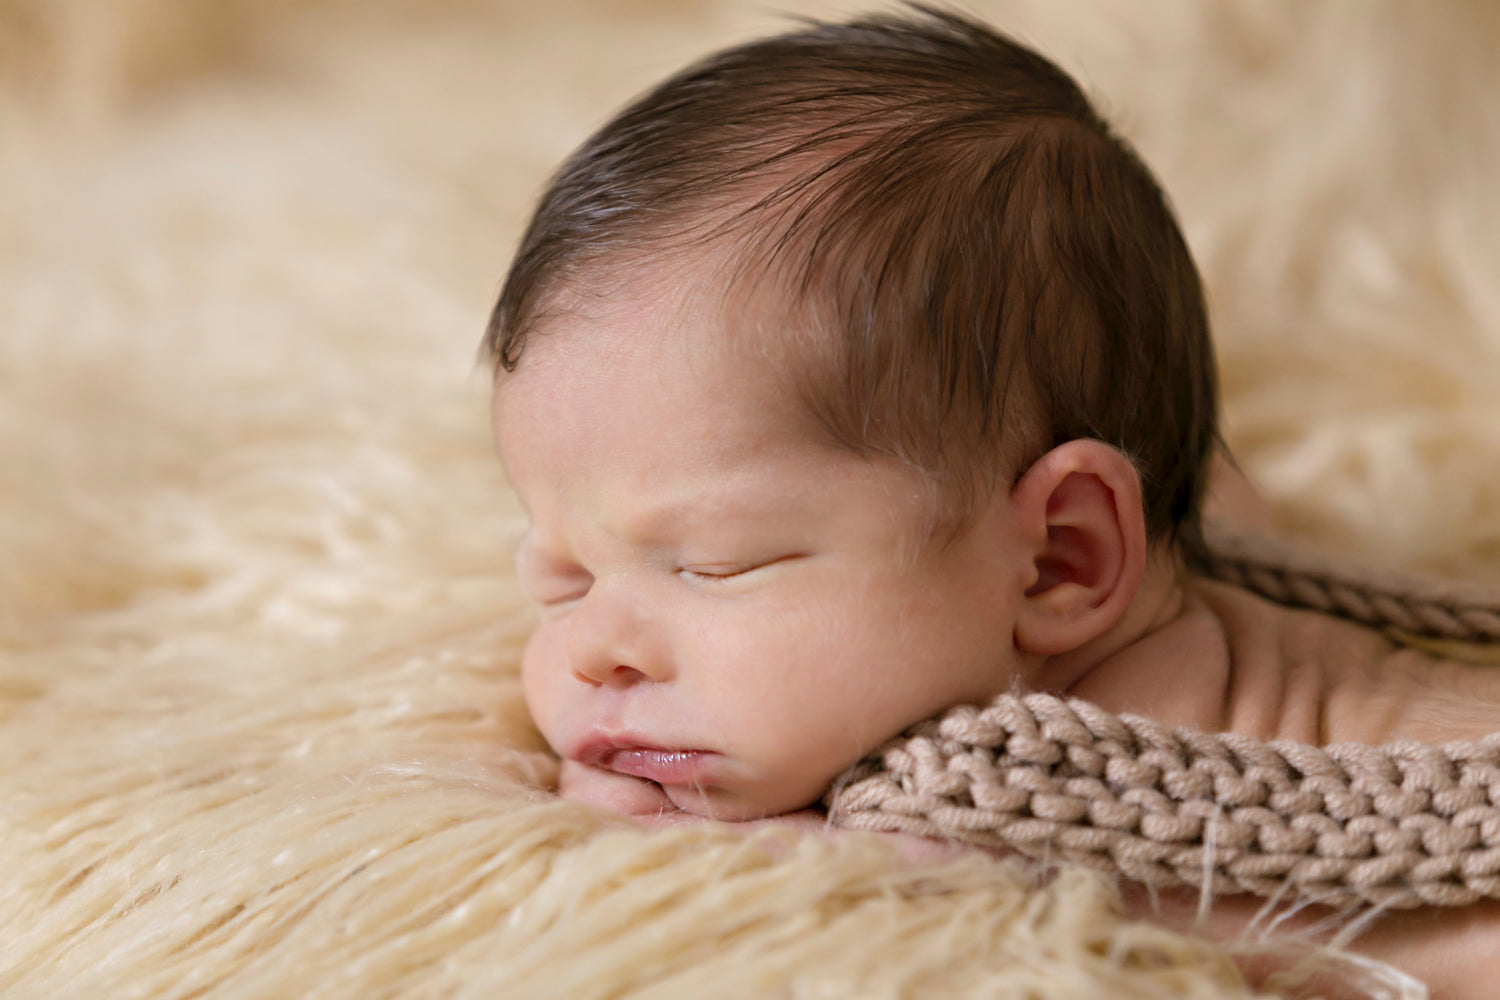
[662,779,821,822]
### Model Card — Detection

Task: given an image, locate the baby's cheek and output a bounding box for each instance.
[518,625,569,745]
[744,710,878,814]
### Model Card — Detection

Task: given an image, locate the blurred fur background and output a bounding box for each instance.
[2,2,1497,997]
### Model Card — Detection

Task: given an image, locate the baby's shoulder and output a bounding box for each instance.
[1183,571,1394,667]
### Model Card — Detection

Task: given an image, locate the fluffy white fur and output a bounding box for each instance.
[2,2,1497,997]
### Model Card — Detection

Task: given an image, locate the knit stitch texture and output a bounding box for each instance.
[828,529,1500,909]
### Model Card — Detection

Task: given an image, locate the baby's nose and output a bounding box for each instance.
[563,584,671,687]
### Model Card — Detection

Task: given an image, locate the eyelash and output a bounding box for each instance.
[521,554,799,608]
[530,566,741,609]
[519,566,591,609]
[677,564,758,582]
[538,588,588,607]
[678,554,802,583]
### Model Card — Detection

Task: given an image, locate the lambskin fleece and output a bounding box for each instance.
[2,2,1497,998]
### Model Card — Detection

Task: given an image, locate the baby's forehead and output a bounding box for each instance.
[522,244,832,377]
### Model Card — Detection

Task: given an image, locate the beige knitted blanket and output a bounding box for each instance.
[829,528,1500,910]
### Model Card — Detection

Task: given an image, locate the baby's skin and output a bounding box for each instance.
[495,266,1500,818]
[492,264,1500,997]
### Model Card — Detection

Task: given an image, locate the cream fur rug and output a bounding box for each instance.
[3,2,1498,997]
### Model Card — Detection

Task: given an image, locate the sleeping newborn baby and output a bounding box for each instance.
[485,9,1500,828]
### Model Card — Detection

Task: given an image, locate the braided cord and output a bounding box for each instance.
[827,529,1500,908]
[1190,526,1500,643]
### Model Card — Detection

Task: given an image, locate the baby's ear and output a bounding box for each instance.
[1010,440,1147,659]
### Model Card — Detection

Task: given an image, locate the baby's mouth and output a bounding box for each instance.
[602,748,715,785]
[577,740,719,786]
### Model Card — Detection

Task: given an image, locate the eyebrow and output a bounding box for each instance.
[607,457,841,555]
[628,488,802,543]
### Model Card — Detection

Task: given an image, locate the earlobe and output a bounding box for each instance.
[1011,441,1147,659]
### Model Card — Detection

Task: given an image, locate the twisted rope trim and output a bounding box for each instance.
[828,693,1500,909]
[827,529,1500,908]
[1191,526,1500,643]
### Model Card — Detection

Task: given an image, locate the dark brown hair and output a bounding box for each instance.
[485,5,1219,548]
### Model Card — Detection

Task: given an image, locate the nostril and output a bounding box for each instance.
[570,664,648,687]
[605,664,647,687]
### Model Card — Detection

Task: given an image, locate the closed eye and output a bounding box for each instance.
[678,554,804,582]
[535,586,590,608]
[514,536,593,610]
[679,566,751,582]
[520,575,592,615]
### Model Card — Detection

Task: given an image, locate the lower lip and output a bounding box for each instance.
[603,749,717,786]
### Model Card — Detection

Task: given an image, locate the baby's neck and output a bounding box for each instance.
[1058,571,1500,746]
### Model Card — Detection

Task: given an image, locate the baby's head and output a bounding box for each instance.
[487,7,1218,820]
